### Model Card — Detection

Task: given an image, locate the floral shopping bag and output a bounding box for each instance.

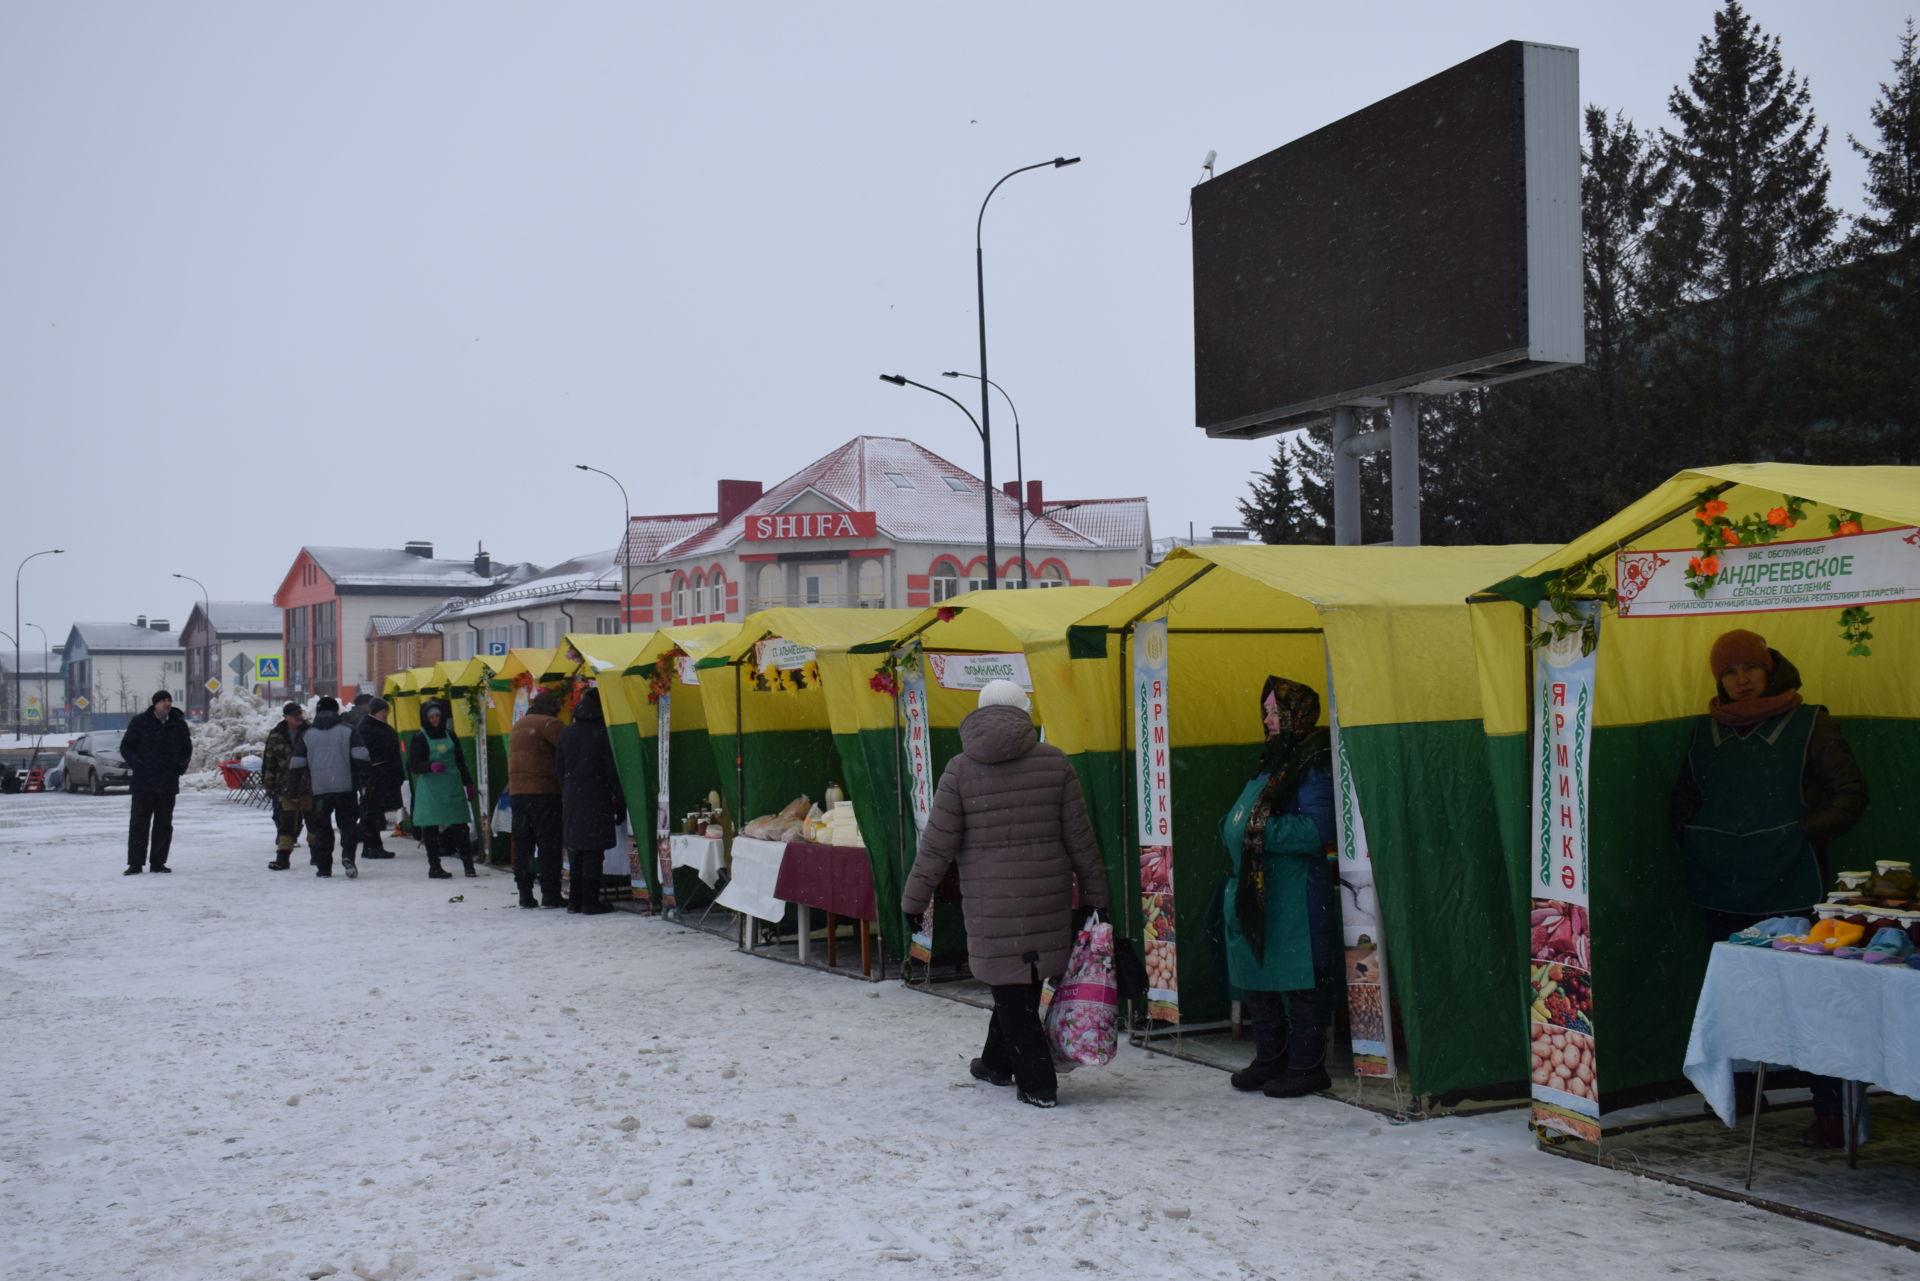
[1042,913,1119,1070]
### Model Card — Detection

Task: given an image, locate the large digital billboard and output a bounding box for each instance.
[1193,40,1583,438]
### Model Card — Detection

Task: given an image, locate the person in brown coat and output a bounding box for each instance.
[901,679,1109,1108]
[508,689,567,909]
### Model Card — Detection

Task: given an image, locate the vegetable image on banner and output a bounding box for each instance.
[898,654,936,965]
[653,694,675,912]
[1527,602,1598,1142]
[1325,665,1396,1081]
[1133,618,1177,1021]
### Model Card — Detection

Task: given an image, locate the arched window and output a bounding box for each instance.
[673,572,690,622]
[929,558,960,603]
[688,570,705,619]
[756,562,783,611]
[857,559,885,607]
[1036,563,1066,589]
[706,568,725,616]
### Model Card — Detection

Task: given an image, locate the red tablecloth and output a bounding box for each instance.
[774,842,877,921]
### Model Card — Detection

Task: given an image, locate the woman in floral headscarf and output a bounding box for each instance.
[1218,675,1337,1099]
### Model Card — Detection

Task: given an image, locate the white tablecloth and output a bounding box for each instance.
[670,834,727,888]
[1683,942,1920,1125]
[713,836,787,924]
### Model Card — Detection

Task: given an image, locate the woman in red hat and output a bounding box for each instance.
[1670,627,1868,1146]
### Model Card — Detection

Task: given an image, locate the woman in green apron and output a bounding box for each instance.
[1670,628,1868,1147]
[1219,675,1337,1100]
[407,699,478,879]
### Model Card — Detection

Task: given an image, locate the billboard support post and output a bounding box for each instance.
[1390,392,1421,546]
[1332,406,1361,546]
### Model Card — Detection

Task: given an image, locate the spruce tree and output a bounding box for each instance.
[1642,0,1837,456]
[1236,436,1325,544]
[1807,18,1920,463]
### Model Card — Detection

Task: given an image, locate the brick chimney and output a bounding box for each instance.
[1003,480,1020,501]
[1026,479,1043,517]
[717,480,763,524]
[473,545,491,578]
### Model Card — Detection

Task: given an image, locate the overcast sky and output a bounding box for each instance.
[3,0,1911,649]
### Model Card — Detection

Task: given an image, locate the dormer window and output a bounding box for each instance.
[942,477,970,493]
[885,473,915,489]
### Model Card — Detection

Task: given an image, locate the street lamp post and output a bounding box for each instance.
[172,572,212,714]
[15,548,63,734]
[973,156,1080,590]
[575,465,633,633]
[943,371,1030,586]
[880,374,994,583]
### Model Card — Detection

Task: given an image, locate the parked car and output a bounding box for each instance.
[64,732,130,795]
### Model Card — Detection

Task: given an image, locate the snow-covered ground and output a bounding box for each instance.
[2,791,1910,1281]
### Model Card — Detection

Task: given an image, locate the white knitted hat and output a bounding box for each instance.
[977,679,1031,713]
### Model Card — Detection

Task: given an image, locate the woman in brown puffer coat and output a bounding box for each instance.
[901,680,1109,1108]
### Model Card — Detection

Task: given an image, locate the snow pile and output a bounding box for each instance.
[187,688,298,774]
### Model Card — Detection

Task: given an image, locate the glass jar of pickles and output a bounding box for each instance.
[1866,860,1916,910]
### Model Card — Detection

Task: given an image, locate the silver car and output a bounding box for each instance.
[63,731,130,794]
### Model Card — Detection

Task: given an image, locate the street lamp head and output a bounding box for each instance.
[574,463,590,471]
[940,371,961,379]
[1053,156,1081,168]
[879,374,907,386]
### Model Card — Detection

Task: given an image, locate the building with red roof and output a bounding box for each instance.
[615,436,1151,626]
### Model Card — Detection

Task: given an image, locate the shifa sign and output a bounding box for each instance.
[743,511,878,541]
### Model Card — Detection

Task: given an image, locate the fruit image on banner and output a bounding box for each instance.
[1527,602,1599,1142]
[1133,618,1177,1021]
[1326,666,1395,1080]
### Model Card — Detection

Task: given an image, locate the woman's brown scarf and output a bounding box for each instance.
[1238,676,1330,964]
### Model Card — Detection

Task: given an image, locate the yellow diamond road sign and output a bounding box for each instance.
[75,696,89,709]
[205,677,221,694]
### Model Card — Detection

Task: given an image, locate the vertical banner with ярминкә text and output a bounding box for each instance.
[1527,603,1598,1142]
[1134,619,1177,1021]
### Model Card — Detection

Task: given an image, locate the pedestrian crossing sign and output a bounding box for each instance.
[256,655,282,681]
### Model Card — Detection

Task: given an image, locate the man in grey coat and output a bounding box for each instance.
[902,680,1109,1108]
[289,695,365,878]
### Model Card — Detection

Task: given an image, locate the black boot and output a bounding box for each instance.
[428,856,454,880]
[1230,1056,1290,1092]
[461,854,477,878]
[518,886,538,909]
[268,856,291,870]
[1262,1055,1331,1099]
[576,860,610,915]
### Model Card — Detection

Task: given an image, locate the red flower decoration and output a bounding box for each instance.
[1837,520,1864,536]
[1766,507,1792,528]
[1697,554,1721,577]
[1720,526,1741,546]
[1703,499,1728,518]
[869,671,899,696]
[935,607,959,623]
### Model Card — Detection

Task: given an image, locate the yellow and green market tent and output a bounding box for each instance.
[620,624,741,908]
[693,608,917,908]
[1069,544,1553,1103]
[829,586,1126,958]
[1473,464,1920,1108]
[556,633,653,897]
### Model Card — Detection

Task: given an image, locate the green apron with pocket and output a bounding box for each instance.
[411,732,471,828]
[1679,705,1823,915]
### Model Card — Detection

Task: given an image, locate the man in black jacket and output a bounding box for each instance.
[120,691,193,874]
[352,698,404,858]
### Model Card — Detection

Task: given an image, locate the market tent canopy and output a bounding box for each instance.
[1472,464,1920,1102]
[1486,463,1920,605]
[1068,543,1554,1098]
[493,648,557,689]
